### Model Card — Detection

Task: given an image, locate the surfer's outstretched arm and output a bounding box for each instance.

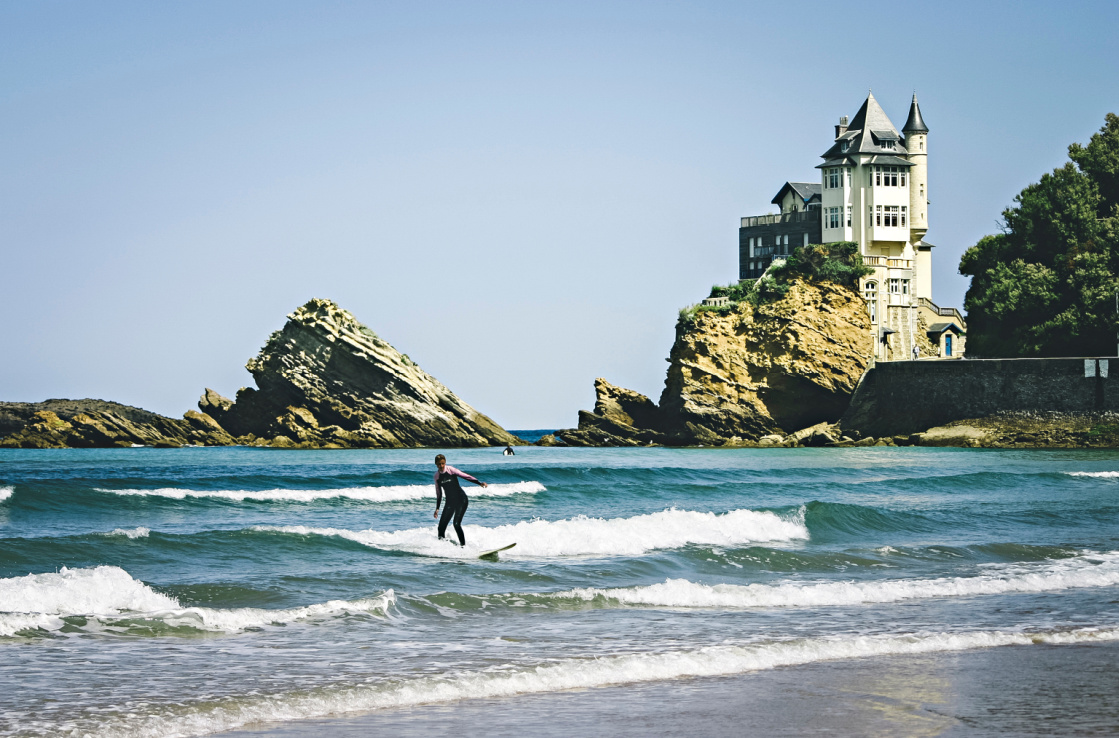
[444,465,487,488]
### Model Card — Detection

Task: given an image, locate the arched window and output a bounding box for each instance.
[864,281,878,323]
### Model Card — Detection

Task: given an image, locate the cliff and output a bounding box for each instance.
[555,278,873,446]
[203,298,521,449]
[0,400,234,448]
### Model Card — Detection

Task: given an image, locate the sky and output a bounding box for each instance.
[2,0,1118,429]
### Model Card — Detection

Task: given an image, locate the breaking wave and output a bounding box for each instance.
[0,486,12,503]
[0,566,394,638]
[1066,471,1119,478]
[103,527,151,539]
[257,506,808,559]
[74,626,1119,737]
[92,481,544,503]
[546,550,1119,609]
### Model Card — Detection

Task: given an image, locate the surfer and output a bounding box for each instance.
[433,454,487,546]
[503,445,515,456]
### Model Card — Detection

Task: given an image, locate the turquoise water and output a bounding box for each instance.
[2,446,1119,736]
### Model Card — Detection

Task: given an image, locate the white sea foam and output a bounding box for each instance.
[76,625,1119,738]
[94,481,545,503]
[0,566,394,637]
[0,486,12,503]
[1066,471,1119,478]
[104,527,151,539]
[257,506,808,559]
[548,550,1119,609]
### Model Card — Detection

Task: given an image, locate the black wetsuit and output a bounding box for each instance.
[437,471,470,546]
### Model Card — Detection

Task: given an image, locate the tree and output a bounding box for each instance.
[959,114,1119,356]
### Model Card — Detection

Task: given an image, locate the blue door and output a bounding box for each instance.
[945,334,953,357]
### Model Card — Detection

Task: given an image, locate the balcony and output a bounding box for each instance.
[740,211,820,228]
[863,255,913,269]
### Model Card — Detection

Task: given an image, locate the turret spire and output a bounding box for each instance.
[903,93,929,133]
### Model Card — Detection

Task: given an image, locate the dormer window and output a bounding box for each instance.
[881,140,895,150]
[840,141,849,152]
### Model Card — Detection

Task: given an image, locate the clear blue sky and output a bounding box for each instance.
[2,0,1117,428]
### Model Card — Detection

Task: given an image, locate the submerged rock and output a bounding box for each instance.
[205,298,521,449]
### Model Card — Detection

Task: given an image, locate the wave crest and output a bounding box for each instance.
[0,566,394,637]
[93,481,544,503]
[257,506,808,559]
[548,550,1119,609]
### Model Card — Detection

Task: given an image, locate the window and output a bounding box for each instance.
[748,237,755,257]
[802,232,808,247]
[901,206,907,227]
[920,183,924,197]
[846,168,852,186]
[874,166,902,187]
[920,139,924,151]
[864,281,878,323]
[840,141,849,152]
[882,205,900,227]
[827,168,841,189]
[881,139,895,150]
[846,205,852,227]
[902,279,910,295]
[827,207,841,229]
[889,278,901,293]
[875,205,882,226]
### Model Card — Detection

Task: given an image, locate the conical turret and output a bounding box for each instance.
[903,93,929,133]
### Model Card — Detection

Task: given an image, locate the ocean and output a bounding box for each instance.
[2,445,1119,737]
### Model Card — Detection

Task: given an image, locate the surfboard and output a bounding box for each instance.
[478,543,516,561]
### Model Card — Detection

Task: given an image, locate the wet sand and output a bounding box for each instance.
[223,640,1119,737]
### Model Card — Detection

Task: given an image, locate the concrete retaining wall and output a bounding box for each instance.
[840,357,1119,437]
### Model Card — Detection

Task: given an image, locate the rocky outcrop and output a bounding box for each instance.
[204,298,521,449]
[0,400,235,448]
[551,278,872,446]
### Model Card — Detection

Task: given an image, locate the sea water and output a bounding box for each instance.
[2,446,1119,736]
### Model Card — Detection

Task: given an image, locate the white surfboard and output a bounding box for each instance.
[478,543,516,561]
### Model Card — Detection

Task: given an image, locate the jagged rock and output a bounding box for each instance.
[554,278,872,447]
[204,298,521,449]
[199,388,234,422]
[660,278,871,442]
[592,378,660,429]
[0,401,234,448]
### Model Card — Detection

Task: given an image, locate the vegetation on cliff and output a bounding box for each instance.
[681,241,871,324]
[960,113,1119,357]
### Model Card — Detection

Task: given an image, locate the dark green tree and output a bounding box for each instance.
[959,114,1119,356]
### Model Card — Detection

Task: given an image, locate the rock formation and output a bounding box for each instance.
[202,298,521,449]
[0,400,234,448]
[553,278,873,446]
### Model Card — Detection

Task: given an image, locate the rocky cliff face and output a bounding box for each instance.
[204,298,520,449]
[555,278,873,446]
[0,400,234,448]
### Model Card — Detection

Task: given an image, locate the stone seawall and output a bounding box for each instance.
[841,357,1119,437]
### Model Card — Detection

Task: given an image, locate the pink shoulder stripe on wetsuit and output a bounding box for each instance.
[433,465,479,486]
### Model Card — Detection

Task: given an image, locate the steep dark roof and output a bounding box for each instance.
[903,93,929,133]
[771,181,822,206]
[820,92,909,159]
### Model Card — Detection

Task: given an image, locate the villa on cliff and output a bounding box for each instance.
[739,92,967,361]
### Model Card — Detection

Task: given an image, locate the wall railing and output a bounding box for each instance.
[740,211,820,228]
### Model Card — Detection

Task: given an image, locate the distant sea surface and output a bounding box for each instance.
[3,447,1119,736]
